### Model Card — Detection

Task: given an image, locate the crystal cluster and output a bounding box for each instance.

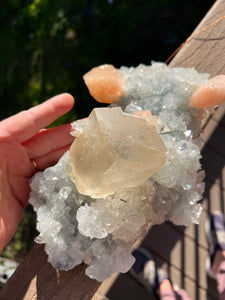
[29,62,209,281]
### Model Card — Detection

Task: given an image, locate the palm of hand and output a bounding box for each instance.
[0,94,74,253]
[0,139,33,251]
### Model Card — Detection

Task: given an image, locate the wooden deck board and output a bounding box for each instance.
[212,102,225,126]
[142,223,209,290]
[169,1,225,77]
[106,273,151,300]
[201,148,225,183]
[202,120,225,158]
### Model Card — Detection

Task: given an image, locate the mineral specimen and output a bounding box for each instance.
[29,62,214,282]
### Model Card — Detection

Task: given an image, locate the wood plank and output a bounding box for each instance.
[169,265,218,300]
[212,102,225,125]
[201,119,225,158]
[143,228,219,299]
[0,244,100,300]
[205,179,225,212]
[169,0,225,75]
[91,273,119,300]
[106,273,151,300]
[185,178,225,249]
[137,240,218,300]
[142,223,210,289]
[201,148,225,183]
[184,205,210,250]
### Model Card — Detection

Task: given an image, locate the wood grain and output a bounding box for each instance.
[0,244,100,300]
[169,0,225,75]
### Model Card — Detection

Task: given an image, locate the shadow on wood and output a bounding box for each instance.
[0,244,100,300]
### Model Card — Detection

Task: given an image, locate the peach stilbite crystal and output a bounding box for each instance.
[83,64,125,103]
[190,75,225,108]
[68,107,167,198]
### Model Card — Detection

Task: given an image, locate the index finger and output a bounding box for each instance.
[0,93,75,142]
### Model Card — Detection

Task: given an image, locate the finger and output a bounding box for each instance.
[33,144,71,171]
[0,93,74,142]
[24,123,75,159]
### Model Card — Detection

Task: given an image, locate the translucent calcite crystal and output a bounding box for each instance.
[67,107,167,198]
[29,62,211,282]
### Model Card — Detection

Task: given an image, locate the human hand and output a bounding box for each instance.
[0,93,75,253]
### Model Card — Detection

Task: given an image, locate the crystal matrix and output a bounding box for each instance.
[29,62,210,282]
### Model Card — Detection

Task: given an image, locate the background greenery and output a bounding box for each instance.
[1,0,214,261]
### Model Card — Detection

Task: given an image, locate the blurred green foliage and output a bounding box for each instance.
[0,0,214,261]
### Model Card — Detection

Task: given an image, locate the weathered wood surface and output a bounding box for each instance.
[1,1,225,299]
[0,244,100,300]
[169,0,225,76]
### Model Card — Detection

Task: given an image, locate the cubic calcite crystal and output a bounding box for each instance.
[67,107,167,198]
[29,62,213,282]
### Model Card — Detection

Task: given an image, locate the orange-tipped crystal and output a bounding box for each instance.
[83,64,125,104]
[190,75,225,108]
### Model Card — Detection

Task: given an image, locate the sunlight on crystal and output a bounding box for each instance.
[67,107,167,198]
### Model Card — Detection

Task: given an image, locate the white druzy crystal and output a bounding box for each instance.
[29,62,209,281]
